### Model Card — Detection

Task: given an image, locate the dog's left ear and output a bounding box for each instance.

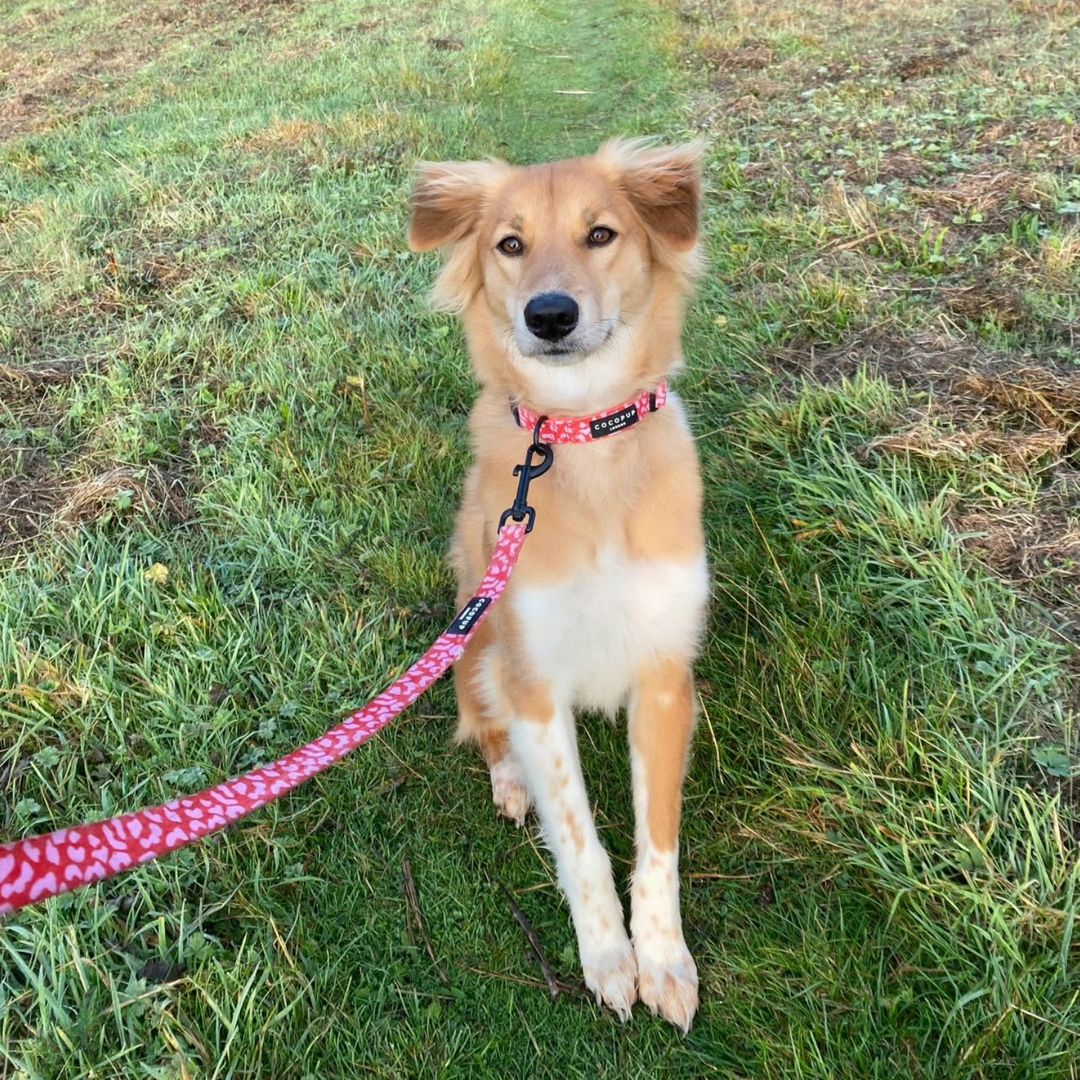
[599,138,703,253]
[407,159,509,252]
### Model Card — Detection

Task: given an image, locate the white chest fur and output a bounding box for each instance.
[512,549,709,713]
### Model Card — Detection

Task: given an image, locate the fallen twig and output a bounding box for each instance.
[465,965,586,997]
[500,883,560,999]
[402,857,449,986]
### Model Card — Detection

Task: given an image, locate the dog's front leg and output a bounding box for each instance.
[506,684,637,1020]
[628,657,699,1032]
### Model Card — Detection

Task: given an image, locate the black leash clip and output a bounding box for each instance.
[498,417,553,534]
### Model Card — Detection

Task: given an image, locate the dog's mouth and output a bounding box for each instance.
[533,343,591,366]
[527,323,616,364]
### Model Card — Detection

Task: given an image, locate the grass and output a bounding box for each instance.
[1,0,1079,1075]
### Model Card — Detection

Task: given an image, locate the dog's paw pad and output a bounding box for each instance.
[489,759,532,826]
[637,949,699,1033]
[582,941,638,1022]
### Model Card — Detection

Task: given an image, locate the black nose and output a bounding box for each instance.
[524,292,579,341]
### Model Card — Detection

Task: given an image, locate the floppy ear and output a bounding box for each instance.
[598,137,703,253]
[407,159,508,252]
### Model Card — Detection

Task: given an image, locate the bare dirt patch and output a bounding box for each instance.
[2,455,196,557]
[771,328,1080,436]
[0,44,140,140]
[700,41,776,72]
[865,150,931,185]
[1,358,80,555]
[891,43,970,81]
[0,450,66,555]
[767,328,988,389]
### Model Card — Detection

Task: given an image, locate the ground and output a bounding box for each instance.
[1,0,1079,1075]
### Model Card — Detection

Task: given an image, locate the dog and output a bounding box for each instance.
[408,138,707,1031]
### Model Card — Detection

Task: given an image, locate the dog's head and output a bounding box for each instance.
[408,139,702,382]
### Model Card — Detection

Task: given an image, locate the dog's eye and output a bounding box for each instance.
[587,226,616,247]
[497,235,524,256]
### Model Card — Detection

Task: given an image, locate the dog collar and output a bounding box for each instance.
[512,382,668,445]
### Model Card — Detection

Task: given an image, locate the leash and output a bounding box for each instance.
[1,383,668,916]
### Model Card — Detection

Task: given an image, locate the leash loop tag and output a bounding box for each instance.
[448,596,492,635]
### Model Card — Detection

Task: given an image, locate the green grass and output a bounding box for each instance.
[2,0,1079,1075]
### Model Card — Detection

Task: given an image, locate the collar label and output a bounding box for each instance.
[448,595,492,636]
[589,404,640,439]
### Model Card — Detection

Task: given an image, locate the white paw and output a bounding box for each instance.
[636,943,699,1033]
[489,756,532,826]
[581,938,638,1022]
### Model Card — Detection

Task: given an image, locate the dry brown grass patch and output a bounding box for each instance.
[774,330,1080,447]
[3,458,188,558]
[868,425,1067,467]
[0,356,93,393]
[1011,0,1079,15]
[867,150,931,184]
[1040,231,1080,285]
[912,171,1052,228]
[955,369,1080,433]
[137,252,191,291]
[0,0,309,138]
[939,282,1029,329]
[769,328,1080,612]
[951,476,1080,638]
[241,117,328,153]
[954,506,1080,586]
[700,41,776,71]
[767,329,990,389]
[977,119,1079,170]
[891,43,970,81]
[818,180,879,234]
[10,643,92,711]
[235,112,419,175]
[53,465,191,529]
[0,356,94,554]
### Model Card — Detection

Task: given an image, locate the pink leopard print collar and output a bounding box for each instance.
[512,381,668,444]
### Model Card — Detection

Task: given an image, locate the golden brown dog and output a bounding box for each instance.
[408,138,707,1030]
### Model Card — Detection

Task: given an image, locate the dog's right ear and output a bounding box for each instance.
[407,159,508,252]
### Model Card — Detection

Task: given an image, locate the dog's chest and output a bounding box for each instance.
[512,547,708,713]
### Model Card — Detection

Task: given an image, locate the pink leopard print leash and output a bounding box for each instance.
[1,385,669,915]
[0,522,527,915]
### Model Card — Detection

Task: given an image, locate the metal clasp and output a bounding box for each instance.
[498,418,553,534]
